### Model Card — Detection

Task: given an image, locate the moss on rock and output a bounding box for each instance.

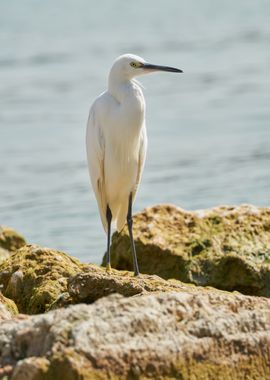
[0,239,228,314]
[0,244,83,314]
[0,225,26,265]
[0,292,18,316]
[0,241,212,314]
[0,247,10,265]
[106,204,270,297]
[0,225,26,252]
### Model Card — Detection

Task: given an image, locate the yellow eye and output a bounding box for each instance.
[130,62,137,68]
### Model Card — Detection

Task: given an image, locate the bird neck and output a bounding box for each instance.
[108,79,143,103]
[108,76,138,103]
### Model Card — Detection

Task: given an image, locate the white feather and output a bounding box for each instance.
[86,54,148,232]
[86,53,181,234]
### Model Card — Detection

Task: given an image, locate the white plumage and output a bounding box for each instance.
[86,54,147,232]
[86,53,182,275]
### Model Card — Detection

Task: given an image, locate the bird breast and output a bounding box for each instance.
[101,82,145,202]
[102,81,145,155]
[116,81,145,128]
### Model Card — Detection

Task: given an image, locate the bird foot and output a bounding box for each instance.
[106,263,111,274]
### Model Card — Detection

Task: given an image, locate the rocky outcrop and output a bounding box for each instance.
[0,244,83,314]
[107,204,270,297]
[0,244,218,313]
[0,226,26,264]
[1,209,270,379]
[1,291,270,380]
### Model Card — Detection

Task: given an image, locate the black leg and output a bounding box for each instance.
[127,193,140,276]
[106,205,112,273]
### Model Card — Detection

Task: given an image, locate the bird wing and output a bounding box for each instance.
[116,124,147,232]
[86,104,108,232]
[132,124,148,201]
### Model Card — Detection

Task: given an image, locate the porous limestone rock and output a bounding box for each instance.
[107,204,270,297]
[0,291,270,379]
[0,244,83,314]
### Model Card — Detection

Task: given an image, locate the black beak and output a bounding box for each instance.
[142,63,183,73]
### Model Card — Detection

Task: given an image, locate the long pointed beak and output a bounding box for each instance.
[142,63,183,73]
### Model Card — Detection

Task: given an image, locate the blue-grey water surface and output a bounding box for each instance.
[1,1,270,262]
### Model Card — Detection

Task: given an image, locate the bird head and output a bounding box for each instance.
[110,54,183,81]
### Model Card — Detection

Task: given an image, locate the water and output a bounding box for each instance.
[1,0,270,263]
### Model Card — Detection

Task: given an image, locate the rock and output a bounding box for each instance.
[0,291,270,379]
[0,247,10,265]
[0,303,12,321]
[0,292,18,318]
[0,225,26,253]
[0,244,83,314]
[0,225,26,265]
[12,357,50,380]
[67,265,213,304]
[1,242,207,313]
[0,364,13,379]
[107,204,270,297]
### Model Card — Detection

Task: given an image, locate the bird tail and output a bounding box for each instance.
[96,178,108,233]
[100,211,108,233]
[116,199,129,232]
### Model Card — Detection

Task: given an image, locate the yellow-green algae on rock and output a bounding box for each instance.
[106,204,270,297]
[0,292,18,317]
[0,242,211,314]
[0,225,26,264]
[0,244,83,314]
[0,247,9,265]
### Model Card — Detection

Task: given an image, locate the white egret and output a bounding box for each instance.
[86,53,182,276]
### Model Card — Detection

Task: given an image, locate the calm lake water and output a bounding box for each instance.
[1,1,270,262]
